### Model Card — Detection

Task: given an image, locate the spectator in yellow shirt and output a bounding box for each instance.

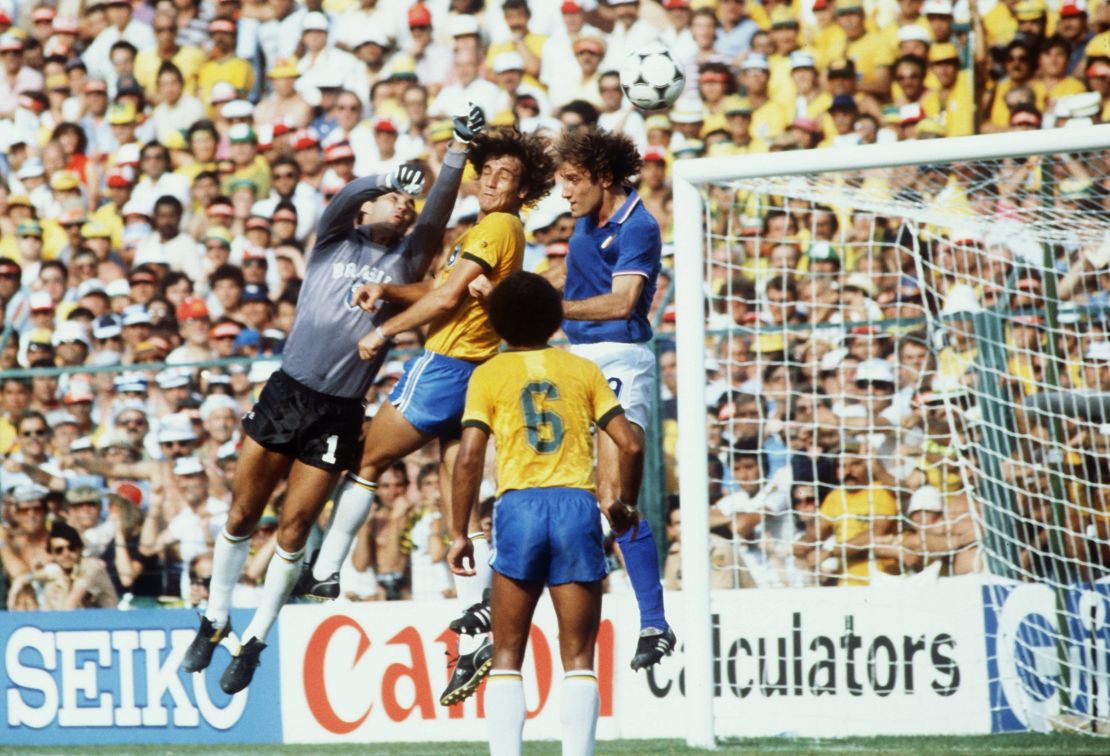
[739,54,787,142]
[835,1,895,97]
[1038,35,1088,106]
[988,39,1043,130]
[134,10,205,98]
[924,0,957,44]
[983,0,1020,47]
[722,95,769,152]
[485,0,546,80]
[922,43,974,136]
[197,19,255,104]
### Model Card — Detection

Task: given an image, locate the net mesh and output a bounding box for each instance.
[691,139,1110,733]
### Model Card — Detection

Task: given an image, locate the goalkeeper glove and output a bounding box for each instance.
[453,101,486,144]
[388,164,426,195]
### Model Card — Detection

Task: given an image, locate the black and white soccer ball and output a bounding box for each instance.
[619,42,686,112]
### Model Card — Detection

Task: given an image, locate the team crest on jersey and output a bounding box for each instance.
[446,243,461,267]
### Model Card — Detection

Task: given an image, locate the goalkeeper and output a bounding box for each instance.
[180,132,471,695]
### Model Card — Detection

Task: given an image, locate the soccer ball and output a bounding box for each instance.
[619,42,686,112]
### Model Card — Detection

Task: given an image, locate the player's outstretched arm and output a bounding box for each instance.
[599,412,644,534]
[563,274,645,321]
[357,257,487,361]
[315,165,424,248]
[446,424,489,576]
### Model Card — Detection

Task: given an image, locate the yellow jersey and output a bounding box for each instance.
[425,211,524,362]
[819,485,900,585]
[462,347,622,495]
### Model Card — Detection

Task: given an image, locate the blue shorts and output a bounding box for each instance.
[491,487,608,586]
[389,350,478,439]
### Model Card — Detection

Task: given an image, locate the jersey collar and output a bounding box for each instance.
[594,190,641,251]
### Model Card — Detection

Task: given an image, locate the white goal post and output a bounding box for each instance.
[671,124,1110,748]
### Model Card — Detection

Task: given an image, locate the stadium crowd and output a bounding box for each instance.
[1,0,1110,610]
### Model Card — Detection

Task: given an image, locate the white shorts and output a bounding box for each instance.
[569,341,656,431]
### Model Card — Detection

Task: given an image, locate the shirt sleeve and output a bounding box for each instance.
[461,366,494,434]
[588,363,623,428]
[613,214,661,279]
[461,214,511,274]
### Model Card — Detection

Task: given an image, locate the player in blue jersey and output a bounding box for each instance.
[550,127,675,670]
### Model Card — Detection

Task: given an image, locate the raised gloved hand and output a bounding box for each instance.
[388,164,426,195]
[453,101,486,144]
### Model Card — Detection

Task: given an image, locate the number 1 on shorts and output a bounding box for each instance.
[322,434,338,464]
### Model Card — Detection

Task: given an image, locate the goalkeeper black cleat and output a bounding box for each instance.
[220,637,266,695]
[293,553,340,601]
[440,636,493,706]
[630,626,677,671]
[182,615,231,673]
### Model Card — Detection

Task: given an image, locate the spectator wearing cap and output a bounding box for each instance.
[0,34,44,109]
[879,0,931,58]
[492,50,552,123]
[548,35,607,110]
[832,1,894,98]
[238,284,273,332]
[134,196,201,280]
[638,148,670,222]
[224,123,272,198]
[740,54,788,142]
[199,394,240,460]
[1056,3,1092,74]
[921,42,974,137]
[134,10,206,99]
[197,18,254,104]
[81,0,156,88]
[766,7,802,105]
[255,58,312,130]
[296,11,362,102]
[402,3,453,90]
[60,486,111,557]
[150,62,206,146]
[52,321,91,367]
[140,456,227,599]
[3,483,52,580]
[168,296,213,364]
[431,45,501,119]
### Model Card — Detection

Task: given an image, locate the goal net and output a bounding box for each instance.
[669,124,1110,744]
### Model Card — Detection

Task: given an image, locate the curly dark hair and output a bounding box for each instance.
[554,127,642,188]
[488,271,563,347]
[467,127,556,208]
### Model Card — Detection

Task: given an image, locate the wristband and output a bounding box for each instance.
[376,325,389,341]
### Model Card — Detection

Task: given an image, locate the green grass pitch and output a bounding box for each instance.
[3,734,1105,756]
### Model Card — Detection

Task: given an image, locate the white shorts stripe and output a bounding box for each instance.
[393,351,433,415]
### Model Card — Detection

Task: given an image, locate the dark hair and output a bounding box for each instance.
[18,409,49,431]
[157,60,184,83]
[163,270,193,293]
[554,126,642,188]
[40,259,68,280]
[50,520,83,551]
[467,128,556,208]
[1041,34,1071,57]
[893,54,927,76]
[154,194,183,216]
[270,155,300,176]
[187,119,218,142]
[416,463,438,488]
[502,0,530,14]
[51,122,88,156]
[558,99,600,126]
[211,264,245,288]
[109,40,138,59]
[488,271,563,347]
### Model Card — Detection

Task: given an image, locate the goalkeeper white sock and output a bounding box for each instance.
[313,474,375,581]
[240,544,304,645]
[485,670,525,756]
[205,528,251,630]
[561,671,599,756]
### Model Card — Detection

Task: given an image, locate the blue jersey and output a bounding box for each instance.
[563,191,661,345]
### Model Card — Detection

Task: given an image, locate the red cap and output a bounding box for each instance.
[290,128,319,151]
[64,384,95,404]
[0,10,10,24]
[813,0,829,9]
[208,19,236,34]
[113,482,143,507]
[243,244,268,259]
[0,259,20,275]
[210,321,242,339]
[373,117,397,133]
[129,271,157,284]
[698,70,730,83]
[245,216,272,230]
[176,296,209,321]
[324,141,355,161]
[664,0,690,8]
[106,166,133,187]
[1059,2,1085,16]
[407,3,432,27]
[1088,61,1110,78]
[32,7,56,22]
[643,148,666,162]
[561,1,584,11]
[662,304,676,323]
[272,119,292,137]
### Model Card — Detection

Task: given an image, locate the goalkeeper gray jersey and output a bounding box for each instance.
[281,149,467,399]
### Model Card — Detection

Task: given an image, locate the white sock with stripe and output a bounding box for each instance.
[486,670,525,756]
[312,474,376,581]
[561,671,599,756]
[240,544,304,645]
[205,527,251,630]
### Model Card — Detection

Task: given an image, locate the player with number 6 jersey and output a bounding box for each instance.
[180,141,472,696]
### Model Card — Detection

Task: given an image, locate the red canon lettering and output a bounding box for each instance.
[381,627,436,722]
[303,615,373,734]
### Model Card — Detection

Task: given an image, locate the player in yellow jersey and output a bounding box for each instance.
[448,272,642,756]
[296,124,556,703]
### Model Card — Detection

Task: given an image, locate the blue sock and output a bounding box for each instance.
[616,520,667,631]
